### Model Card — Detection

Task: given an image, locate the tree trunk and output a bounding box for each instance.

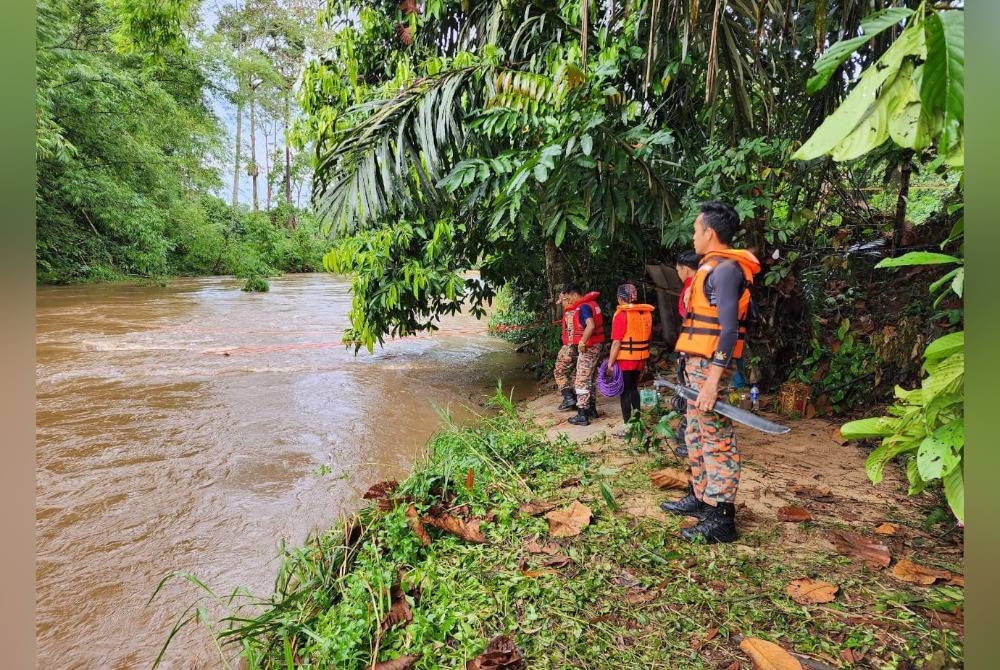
[250,91,259,211]
[283,95,296,228]
[263,120,272,210]
[284,96,293,205]
[232,102,242,207]
[893,150,914,252]
[543,238,566,323]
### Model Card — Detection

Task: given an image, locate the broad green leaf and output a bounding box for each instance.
[906,456,929,495]
[793,22,925,161]
[581,134,593,156]
[943,465,964,522]
[923,352,964,402]
[807,7,915,94]
[929,267,960,295]
[923,331,964,365]
[916,432,959,481]
[951,267,963,297]
[934,420,964,451]
[841,416,898,440]
[885,61,933,150]
[554,220,566,247]
[921,10,965,155]
[865,437,918,484]
[875,251,961,268]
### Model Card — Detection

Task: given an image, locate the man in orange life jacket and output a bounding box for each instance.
[553,284,605,426]
[661,201,761,543]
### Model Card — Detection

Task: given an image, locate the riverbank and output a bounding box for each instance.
[208,387,964,669]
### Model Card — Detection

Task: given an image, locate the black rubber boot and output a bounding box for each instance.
[557,388,577,411]
[673,416,688,458]
[567,407,590,426]
[660,484,712,520]
[586,396,598,419]
[681,502,738,544]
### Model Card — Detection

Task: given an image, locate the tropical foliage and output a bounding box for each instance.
[798,4,965,520]
[302,0,934,352]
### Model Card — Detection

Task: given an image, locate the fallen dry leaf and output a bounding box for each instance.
[373,655,419,670]
[724,662,741,670]
[890,559,954,586]
[519,500,558,517]
[705,628,719,641]
[467,634,525,670]
[650,468,690,490]
[523,537,560,555]
[380,582,413,632]
[625,587,658,604]
[424,512,487,543]
[839,649,864,665]
[679,516,700,529]
[874,523,898,536]
[544,501,593,538]
[739,637,803,670]
[363,480,398,500]
[405,505,431,546]
[560,476,582,488]
[777,506,812,522]
[466,468,475,491]
[543,553,572,568]
[830,428,849,446]
[519,568,558,578]
[786,578,839,605]
[948,574,965,587]
[792,484,835,502]
[827,529,891,569]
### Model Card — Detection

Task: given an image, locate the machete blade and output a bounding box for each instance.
[653,377,791,435]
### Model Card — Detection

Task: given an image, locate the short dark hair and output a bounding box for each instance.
[562,282,582,295]
[675,250,701,270]
[699,201,740,244]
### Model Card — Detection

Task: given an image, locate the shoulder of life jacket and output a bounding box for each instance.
[574,298,605,345]
[675,258,752,360]
[615,303,654,360]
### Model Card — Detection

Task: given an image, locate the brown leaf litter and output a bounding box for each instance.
[785,578,839,605]
[649,468,690,490]
[826,529,891,569]
[544,501,593,537]
[466,635,525,669]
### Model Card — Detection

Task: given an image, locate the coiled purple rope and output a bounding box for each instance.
[596,358,623,397]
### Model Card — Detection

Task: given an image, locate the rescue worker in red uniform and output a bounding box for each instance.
[661,201,760,544]
[553,284,605,426]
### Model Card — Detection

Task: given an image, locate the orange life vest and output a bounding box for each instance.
[561,291,605,346]
[614,303,655,361]
[675,249,761,361]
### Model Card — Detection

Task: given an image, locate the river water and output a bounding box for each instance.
[36,273,536,669]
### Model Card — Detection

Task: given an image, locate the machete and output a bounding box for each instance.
[653,377,791,435]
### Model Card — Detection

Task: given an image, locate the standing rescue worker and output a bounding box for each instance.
[554,287,581,412]
[606,283,654,437]
[661,201,760,543]
[554,284,604,426]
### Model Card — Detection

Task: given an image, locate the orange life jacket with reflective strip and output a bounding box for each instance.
[675,250,760,361]
[561,291,605,346]
[614,303,655,362]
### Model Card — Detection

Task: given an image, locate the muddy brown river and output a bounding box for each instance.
[36,273,536,669]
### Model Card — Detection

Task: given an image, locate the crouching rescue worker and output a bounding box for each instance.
[660,201,760,543]
[607,283,654,437]
[554,284,604,426]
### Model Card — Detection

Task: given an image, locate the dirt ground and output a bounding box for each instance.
[520,382,965,613]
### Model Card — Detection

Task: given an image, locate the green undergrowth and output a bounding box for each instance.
[163,389,962,669]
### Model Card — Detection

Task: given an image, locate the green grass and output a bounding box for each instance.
[157,388,963,669]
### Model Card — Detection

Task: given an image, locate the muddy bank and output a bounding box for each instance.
[223,383,964,669]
